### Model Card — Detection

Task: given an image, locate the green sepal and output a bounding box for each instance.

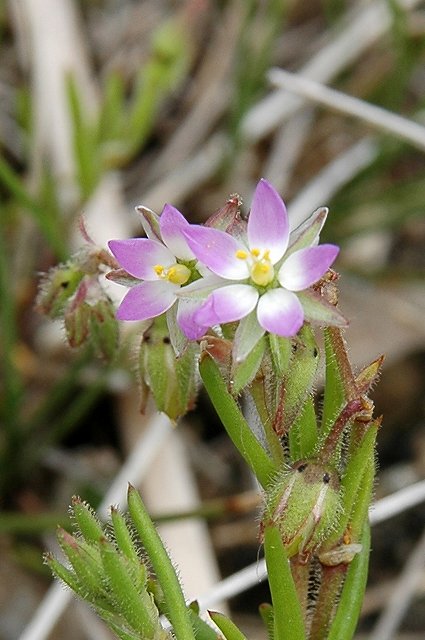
[199,352,277,489]
[263,525,306,640]
[288,395,318,460]
[127,485,196,640]
[99,537,158,638]
[89,298,119,361]
[269,333,292,377]
[208,610,248,640]
[279,325,319,435]
[139,314,198,422]
[321,328,347,436]
[71,496,104,544]
[231,335,266,396]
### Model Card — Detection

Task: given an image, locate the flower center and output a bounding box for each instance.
[235,247,275,286]
[153,263,191,285]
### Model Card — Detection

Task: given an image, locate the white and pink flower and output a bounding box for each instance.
[181,179,343,358]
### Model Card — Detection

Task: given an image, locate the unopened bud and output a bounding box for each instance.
[261,459,341,561]
[37,264,84,318]
[139,314,198,422]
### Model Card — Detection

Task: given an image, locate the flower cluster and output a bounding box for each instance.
[108,179,345,356]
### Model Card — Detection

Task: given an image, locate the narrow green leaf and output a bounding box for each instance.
[263,525,306,640]
[110,507,142,567]
[66,73,99,198]
[57,528,103,596]
[100,538,157,638]
[127,485,196,640]
[209,610,248,640]
[71,496,104,543]
[188,604,224,640]
[259,603,274,640]
[199,352,277,489]
[44,552,81,595]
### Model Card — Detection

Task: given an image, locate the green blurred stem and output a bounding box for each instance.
[127,485,196,640]
[264,525,306,640]
[199,353,277,489]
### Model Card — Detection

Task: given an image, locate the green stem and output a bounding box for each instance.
[127,485,196,640]
[200,353,277,488]
[264,525,306,640]
[327,523,371,640]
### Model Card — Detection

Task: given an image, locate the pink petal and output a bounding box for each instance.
[116,280,178,321]
[278,244,339,292]
[177,298,209,340]
[247,179,289,263]
[159,204,194,260]
[108,239,174,280]
[183,226,249,280]
[195,284,258,326]
[257,289,304,337]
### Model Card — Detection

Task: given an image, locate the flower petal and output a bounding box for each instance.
[159,204,194,260]
[278,244,339,292]
[177,298,209,340]
[248,178,289,263]
[195,284,258,326]
[257,289,304,337]
[108,239,175,280]
[116,280,177,321]
[183,226,249,279]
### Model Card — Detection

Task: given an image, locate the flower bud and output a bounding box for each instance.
[37,263,84,318]
[139,314,198,422]
[261,459,342,561]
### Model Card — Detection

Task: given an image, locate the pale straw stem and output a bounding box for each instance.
[268,68,425,153]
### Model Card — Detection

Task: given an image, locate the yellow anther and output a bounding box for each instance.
[250,248,261,257]
[263,249,271,260]
[235,249,248,260]
[153,264,164,275]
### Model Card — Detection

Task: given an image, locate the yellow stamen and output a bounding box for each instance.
[250,248,260,257]
[235,249,248,260]
[153,264,164,275]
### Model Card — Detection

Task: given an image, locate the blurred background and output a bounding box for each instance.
[1,1,425,638]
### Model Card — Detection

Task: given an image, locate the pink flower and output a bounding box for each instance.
[182,179,343,358]
[108,204,208,339]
